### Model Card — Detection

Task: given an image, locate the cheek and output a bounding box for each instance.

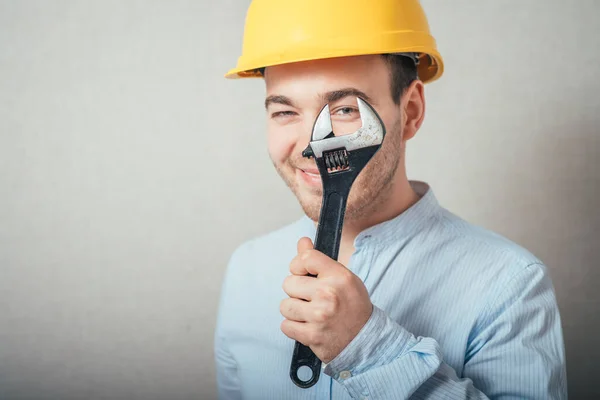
[378,108,403,142]
[267,123,299,164]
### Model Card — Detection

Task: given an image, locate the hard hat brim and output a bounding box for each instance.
[224,50,443,84]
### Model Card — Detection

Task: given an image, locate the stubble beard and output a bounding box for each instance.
[273,118,403,224]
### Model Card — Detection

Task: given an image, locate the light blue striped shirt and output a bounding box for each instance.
[214,181,567,399]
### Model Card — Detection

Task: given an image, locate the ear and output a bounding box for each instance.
[401,80,426,141]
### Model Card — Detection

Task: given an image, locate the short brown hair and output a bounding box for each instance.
[381,54,418,104]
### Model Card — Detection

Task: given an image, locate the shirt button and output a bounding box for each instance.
[339,370,352,380]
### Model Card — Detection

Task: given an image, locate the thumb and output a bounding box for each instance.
[297,236,314,254]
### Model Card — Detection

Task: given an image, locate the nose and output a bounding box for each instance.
[295,110,322,155]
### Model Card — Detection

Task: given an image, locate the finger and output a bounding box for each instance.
[290,247,336,277]
[282,275,317,301]
[297,237,314,254]
[280,297,310,322]
[280,319,311,346]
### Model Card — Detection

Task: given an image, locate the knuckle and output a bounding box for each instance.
[339,270,355,286]
[323,300,337,317]
[316,284,336,300]
[316,285,340,310]
[281,319,293,332]
[289,258,299,272]
[313,308,327,323]
[280,320,293,338]
[304,249,318,261]
[300,249,311,261]
[279,299,287,315]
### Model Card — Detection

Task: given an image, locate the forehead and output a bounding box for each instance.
[264,55,390,96]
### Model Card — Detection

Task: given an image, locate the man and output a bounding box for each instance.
[214,1,567,399]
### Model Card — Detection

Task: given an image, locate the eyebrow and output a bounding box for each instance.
[321,88,373,105]
[264,95,294,110]
[264,87,373,110]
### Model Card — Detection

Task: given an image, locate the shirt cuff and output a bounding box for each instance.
[323,304,417,381]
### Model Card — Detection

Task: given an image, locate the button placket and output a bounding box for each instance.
[349,243,372,283]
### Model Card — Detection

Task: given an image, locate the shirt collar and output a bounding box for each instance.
[301,180,441,249]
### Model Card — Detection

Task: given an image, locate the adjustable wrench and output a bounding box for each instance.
[289,97,386,388]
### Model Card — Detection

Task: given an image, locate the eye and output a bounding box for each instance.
[337,107,354,114]
[331,106,359,119]
[271,110,298,119]
[333,106,357,115]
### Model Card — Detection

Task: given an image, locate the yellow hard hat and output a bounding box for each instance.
[225,0,444,84]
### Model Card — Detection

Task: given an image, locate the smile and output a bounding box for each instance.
[297,168,322,186]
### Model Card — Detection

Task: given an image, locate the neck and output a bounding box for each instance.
[346,179,418,237]
[311,176,420,267]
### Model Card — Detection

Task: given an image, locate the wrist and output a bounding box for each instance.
[323,305,416,379]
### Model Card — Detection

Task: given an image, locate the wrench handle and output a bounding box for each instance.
[313,190,348,260]
[289,184,350,388]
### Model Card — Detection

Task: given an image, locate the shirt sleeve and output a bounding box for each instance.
[322,263,567,399]
[214,248,244,400]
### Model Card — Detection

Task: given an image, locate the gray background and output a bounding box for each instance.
[0,0,598,399]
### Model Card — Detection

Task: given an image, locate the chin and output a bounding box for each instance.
[295,193,322,221]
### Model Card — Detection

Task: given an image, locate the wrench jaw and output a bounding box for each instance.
[301,104,333,160]
[312,104,334,141]
[302,97,386,177]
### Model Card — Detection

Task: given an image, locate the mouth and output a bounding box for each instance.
[297,167,321,186]
[302,168,319,177]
